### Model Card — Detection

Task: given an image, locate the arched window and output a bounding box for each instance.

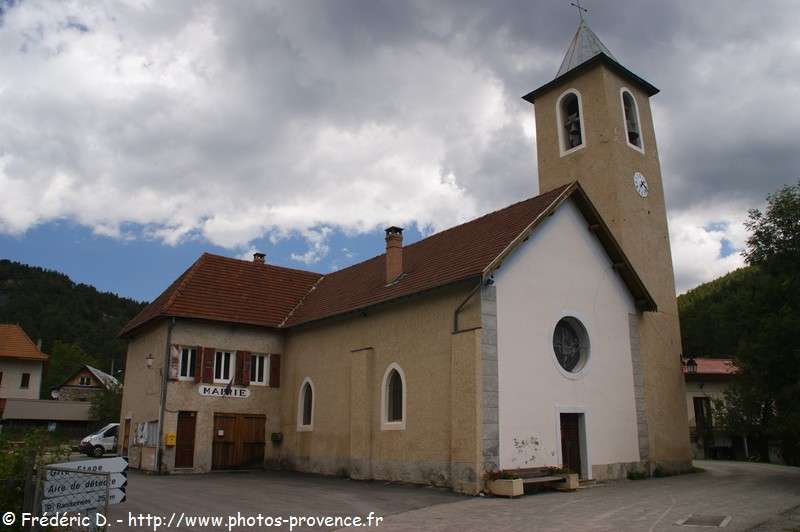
[556,89,585,155]
[381,363,406,430]
[620,89,644,152]
[297,378,314,431]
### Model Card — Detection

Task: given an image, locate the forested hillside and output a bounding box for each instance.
[0,259,145,394]
[677,266,764,358]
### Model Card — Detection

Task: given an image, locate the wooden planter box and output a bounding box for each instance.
[557,473,580,491]
[487,478,524,498]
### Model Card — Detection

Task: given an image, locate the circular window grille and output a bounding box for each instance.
[552,317,589,373]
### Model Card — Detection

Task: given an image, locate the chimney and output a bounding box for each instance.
[385,226,404,283]
[253,252,266,264]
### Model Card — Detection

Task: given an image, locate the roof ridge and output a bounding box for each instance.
[201,252,323,277]
[278,274,326,328]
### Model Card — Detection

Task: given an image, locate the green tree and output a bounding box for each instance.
[715,182,800,464]
[90,383,123,424]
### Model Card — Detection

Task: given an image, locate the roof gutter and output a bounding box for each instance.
[453,279,483,333]
[156,316,175,474]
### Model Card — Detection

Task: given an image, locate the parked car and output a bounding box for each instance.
[79,423,119,457]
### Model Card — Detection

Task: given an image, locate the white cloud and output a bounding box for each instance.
[1,0,796,291]
[290,227,332,265]
[669,202,751,294]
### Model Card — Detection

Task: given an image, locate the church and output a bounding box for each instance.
[118,19,692,494]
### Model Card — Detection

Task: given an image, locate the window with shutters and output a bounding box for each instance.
[620,88,644,152]
[250,354,267,385]
[381,363,406,430]
[556,89,586,156]
[297,378,314,431]
[213,351,235,384]
[178,347,196,380]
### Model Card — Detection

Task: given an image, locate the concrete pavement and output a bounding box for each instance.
[376,461,800,531]
[107,460,800,531]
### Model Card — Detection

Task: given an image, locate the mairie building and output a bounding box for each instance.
[119,21,692,494]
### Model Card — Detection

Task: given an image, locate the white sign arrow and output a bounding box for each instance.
[43,472,127,499]
[47,457,128,480]
[41,488,125,514]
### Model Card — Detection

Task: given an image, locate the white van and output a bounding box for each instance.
[79,423,119,457]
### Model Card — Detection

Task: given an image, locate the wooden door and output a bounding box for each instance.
[121,419,131,457]
[175,411,197,468]
[212,413,265,469]
[240,415,266,467]
[212,414,237,470]
[560,413,582,477]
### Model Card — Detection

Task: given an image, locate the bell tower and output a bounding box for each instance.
[524,20,692,470]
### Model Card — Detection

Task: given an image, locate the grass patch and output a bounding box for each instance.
[627,470,648,480]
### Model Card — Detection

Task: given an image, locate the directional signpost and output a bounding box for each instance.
[40,457,128,516]
[41,488,126,514]
[43,472,127,498]
[46,457,129,478]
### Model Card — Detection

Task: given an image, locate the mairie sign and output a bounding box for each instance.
[198,384,250,398]
[41,488,125,514]
[43,472,127,499]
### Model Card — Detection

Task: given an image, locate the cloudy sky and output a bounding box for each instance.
[1,0,798,302]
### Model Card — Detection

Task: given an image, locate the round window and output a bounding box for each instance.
[552,317,589,373]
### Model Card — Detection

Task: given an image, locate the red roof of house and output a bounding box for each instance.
[0,324,48,361]
[120,256,322,335]
[121,183,656,335]
[684,358,737,375]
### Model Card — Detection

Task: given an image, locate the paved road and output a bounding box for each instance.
[107,461,800,531]
[376,461,800,532]
[109,469,461,531]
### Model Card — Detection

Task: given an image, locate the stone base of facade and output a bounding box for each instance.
[591,459,693,481]
[275,455,481,495]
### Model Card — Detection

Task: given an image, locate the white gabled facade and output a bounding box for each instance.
[494,199,642,478]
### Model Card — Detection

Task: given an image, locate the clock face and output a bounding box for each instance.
[633,172,649,198]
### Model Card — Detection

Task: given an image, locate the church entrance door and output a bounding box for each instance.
[560,413,582,477]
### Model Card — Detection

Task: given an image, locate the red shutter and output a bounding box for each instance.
[193,346,202,383]
[241,351,251,386]
[233,351,244,384]
[269,354,281,388]
[202,347,215,383]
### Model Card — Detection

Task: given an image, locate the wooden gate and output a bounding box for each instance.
[212,413,265,469]
[175,411,197,468]
[560,413,582,477]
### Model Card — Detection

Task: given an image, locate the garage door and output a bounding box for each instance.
[212,413,266,470]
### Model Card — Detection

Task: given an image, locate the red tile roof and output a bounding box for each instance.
[121,183,656,335]
[0,324,48,361]
[684,358,737,376]
[120,256,322,335]
[284,185,573,326]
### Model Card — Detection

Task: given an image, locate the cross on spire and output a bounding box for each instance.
[570,0,588,22]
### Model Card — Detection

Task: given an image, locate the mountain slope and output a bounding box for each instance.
[0,259,145,384]
[677,266,764,358]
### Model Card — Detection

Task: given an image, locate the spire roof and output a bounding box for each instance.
[556,20,617,77]
[522,19,659,104]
